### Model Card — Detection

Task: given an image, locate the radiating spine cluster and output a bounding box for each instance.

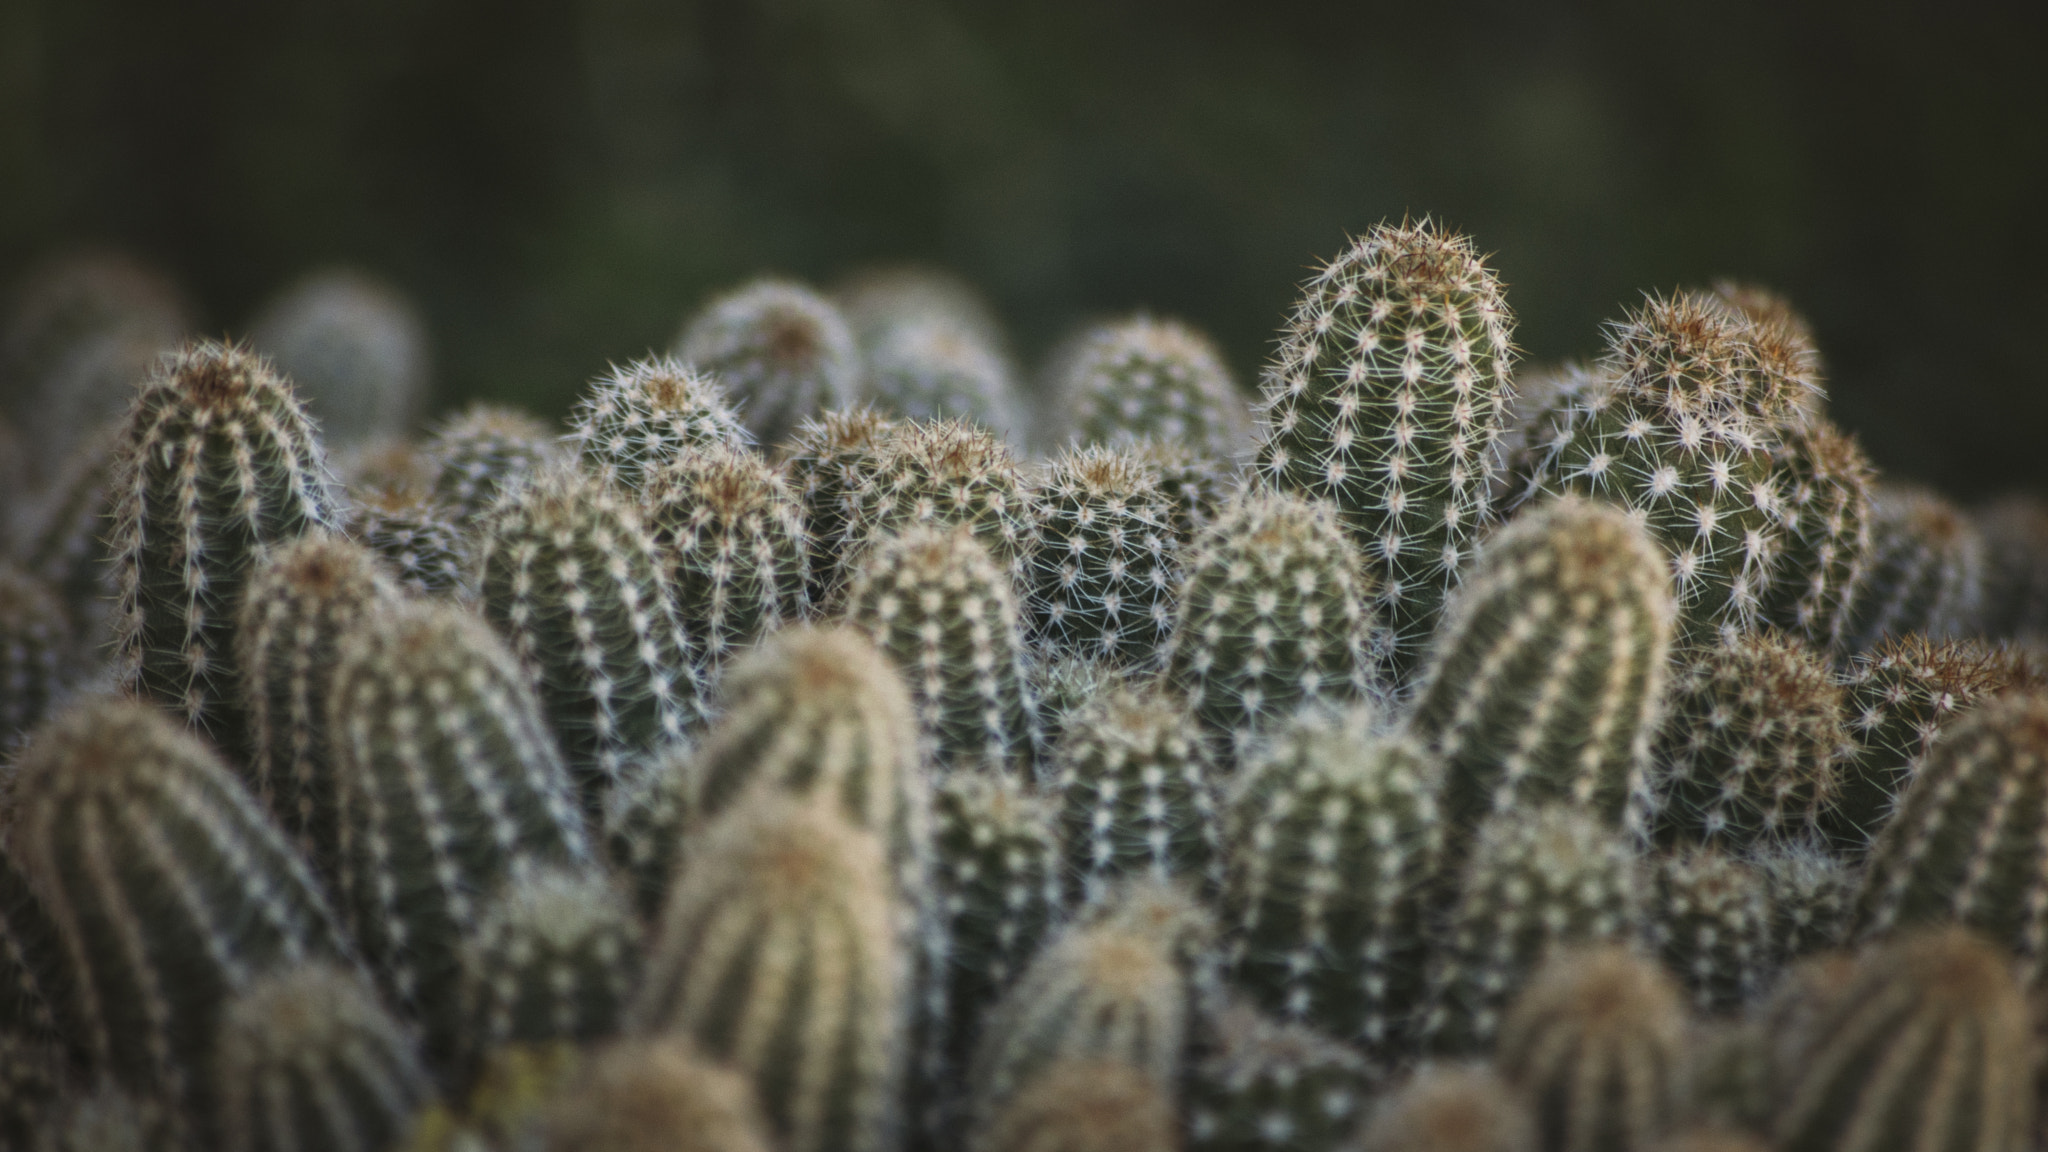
[642,445,810,669]
[565,356,751,491]
[1052,685,1222,906]
[1024,446,1180,667]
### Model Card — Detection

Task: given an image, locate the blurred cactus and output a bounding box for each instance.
[1184,1002,1378,1152]
[248,268,429,450]
[642,445,810,669]
[836,265,1007,355]
[1052,685,1222,906]
[1220,707,1438,1057]
[602,744,694,921]
[1757,419,1873,654]
[676,279,861,448]
[974,1058,1181,1152]
[1754,841,1852,961]
[781,406,901,603]
[1711,280,1826,412]
[0,563,72,749]
[0,850,69,1045]
[846,417,1034,577]
[0,1032,64,1151]
[1645,847,1774,1013]
[1132,440,1234,548]
[1162,489,1383,761]
[1354,1064,1536,1152]
[1025,446,1180,667]
[459,867,641,1064]
[31,1084,178,1152]
[15,424,121,644]
[564,356,750,492]
[1051,315,1251,459]
[112,339,343,746]
[862,315,1026,445]
[1032,654,1125,754]
[423,402,561,520]
[346,487,469,597]
[1841,485,1987,651]
[529,1036,776,1152]
[1973,493,2048,638]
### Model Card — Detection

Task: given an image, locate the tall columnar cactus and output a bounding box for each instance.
[1757,419,1874,654]
[781,407,901,603]
[1770,927,2034,1152]
[1495,946,1689,1152]
[1512,292,1803,645]
[564,356,751,492]
[1353,1064,1536,1152]
[1184,1001,1380,1152]
[1162,489,1383,761]
[1053,685,1222,907]
[475,464,702,816]
[1645,848,1774,1013]
[211,962,434,1152]
[327,597,593,1070]
[1408,495,1673,855]
[861,314,1025,443]
[1648,630,1847,850]
[1024,446,1180,667]
[422,402,561,520]
[844,523,1043,776]
[9,696,352,1133]
[1851,690,2048,984]
[633,793,904,1152]
[235,532,398,872]
[459,867,642,1065]
[1422,805,1643,1056]
[1256,219,1516,675]
[1827,635,2039,853]
[111,339,343,745]
[1051,315,1252,459]
[248,268,429,451]
[1841,485,1987,652]
[973,1059,1180,1152]
[529,1036,776,1152]
[642,446,810,669]
[675,279,862,448]
[1974,493,2048,638]
[0,563,71,748]
[846,417,1034,578]
[346,485,469,598]
[1220,707,1439,1058]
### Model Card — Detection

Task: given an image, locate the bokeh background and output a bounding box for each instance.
[2,0,2042,495]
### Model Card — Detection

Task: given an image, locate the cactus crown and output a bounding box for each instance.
[532,1036,776,1152]
[642,444,811,668]
[851,416,1033,570]
[1025,445,1180,667]
[565,355,750,491]
[460,866,642,1058]
[1354,1064,1536,1152]
[1603,291,1805,428]
[676,278,861,447]
[423,401,561,519]
[1053,314,1250,459]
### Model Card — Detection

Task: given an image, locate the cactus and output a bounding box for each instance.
[1754,841,1852,961]
[1648,630,1847,850]
[1826,635,2040,854]
[1422,804,1643,1056]
[30,1084,177,1152]
[211,962,434,1152]
[837,265,1007,354]
[846,417,1034,578]
[844,523,1043,776]
[1408,495,1673,853]
[111,339,343,746]
[1353,1064,1537,1152]
[16,424,121,644]
[1841,485,1987,652]
[235,532,399,872]
[602,744,693,921]
[642,446,810,669]
[1161,489,1383,762]
[1757,419,1873,654]
[1497,361,1607,496]
[529,1036,776,1152]
[781,407,902,603]
[459,867,642,1065]
[248,268,429,450]
[973,1059,1179,1152]
[1052,685,1222,907]
[1769,927,2034,1152]
[327,597,593,1070]
[0,851,69,1045]
[1184,1002,1379,1152]
[968,879,1211,1126]
[1645,847,1774,1013]
[633,793,904,1152]
[1494,945,1689,1152]
[1974,493,2048,639]
[0,563,72,749]
[1051,315,1251,459]
[862,315,1026,444]
[9,695,352,1132]
[346,489,469,598]
[422,402,561,520]
[1219,707,1438,1058]
[1024,446,1180,667]
[1032,655,1125,754]
[1256,219,1516,674]
[564,356,751,492]
[1851,690,2048,984]
[474,464,702,816]
[0,1032,64,1151]
[1711,280,1826,408]
[1132,440,1234,549]
[675,279,861,448]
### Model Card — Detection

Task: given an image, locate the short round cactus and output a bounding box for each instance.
[861,314,1026,443]
[1024,446,1180,668]
[1757,418,1874,654]
[1644,847,1775,1013]
[641,445,811,669]
[1052,684,1223,907]
[247,267,429,451]
[846,417,1035,577]
[564,355,751,492]
[1841,485,1987,652]
[1353,1064,1536,1152]
[1050,314,1251,459]
[675,278,862,448]
[423,402,562,520]
[780,406,902,603]
[459,866,642,1064]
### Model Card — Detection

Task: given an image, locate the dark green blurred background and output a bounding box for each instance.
[2,0,2041,494]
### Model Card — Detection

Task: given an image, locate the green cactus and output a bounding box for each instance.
[1974,493,2048,639]
[1648,630,1847,850]
[327,597,593,1071]
[1754,841,1851,962]
[564,356,751,492]
[780,406,901,604]
[1495,945,1689,1152]
[16,424,121,645]
[1184,1001,1379,1152]
[973,1059,1179,1152]
[1769,927,2034,1152]
[633,793,904,1152]
[211,961,434,1152]
[1711,279,1826,415]
[845,417,1035,579]
[9,695,352,1134]
[474,464,703,817]
[1353,1064,1536,1152]
[1497,360,1607,498]
[235,532,399,873]
[1220,706,1438,1058]
[1409,495,1674,853]
[459,867,642,1066]
[1841,485,1987,652]
[0,563,72,749]
[0,1032,64,1152]
[528,1036,776,1152]
[1851,690,2048,984]
[111,339,343,747]
[675,279,861,449]
[836,265,1007,355]
[30,1084,178,1152]
[422,402,562,521]
[844,523,1043,776]
[1645,847,1774,1013]
[248,268,429,451]
[1024,446,1180,668]
[1133,440,1233,546]
[1757,419,1873,655]
[861,315,1026,445]
[1162,489,1384,762]
[1422,804,1643,1056]
[0,850,69,1045]
[641,445,810,670]
[346,487,469,598]
[1051,315,1251,460]
[1032,655,1126,755]
[602,744,694,922]
[1256,219,1516,675]
[1052,685,1222,906]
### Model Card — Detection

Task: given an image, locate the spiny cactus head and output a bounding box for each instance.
[861,314,1024,441]
[0,563,72,748]
[1753,840,1852,961]
[1184,1001,1380,1152]
[248,267,428,449]
[461,866,642,1059]
[1604,290,1805,429]
[1052,314,1251,459]
[676,278,861,447]
[422,402,561,519]
[1710,279,1824,408]
[642,444,811,666]
[1054,683,1222,906]
[974,1059,1180,1152]
[345,486,469,597]
[531,1036,775,1152]
[1645,848,1775,1013]
[1129,440,1234,546]
[565,355,750,490]
[1034,654,1127,752]
[1355,1064,1537,1152]
[855,416,1033,567]
[1027,444,1179,666]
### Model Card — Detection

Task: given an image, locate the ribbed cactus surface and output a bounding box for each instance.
[781,406,901,603]
[423,402,560,520]
[1184,1003,1378,1152]
[1841,485,1987,651]
[1645,847,1774,1013]
[1052,685,1221,907]
[676,279,861,448]
[565,356,750,492]
[1758,418,1873,654]
[1052,315,1250,459]
[528,1036,776,1152]
[860,314,1024,442]
[459,866,641,1064]
[1025,446,1180,668]
[248,268,427,451]
[642,445,810,670]
[0,563,70,749]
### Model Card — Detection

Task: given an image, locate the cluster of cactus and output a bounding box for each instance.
[3,221,2047,1152]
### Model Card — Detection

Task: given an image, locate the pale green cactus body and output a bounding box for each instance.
[1024,447,1180,668]
[459,867,642,1065]
[845,418,1035,581]
[1757,419,1873,654]
[861,315,1026,445]
[347,489,469,597]
[248,268,429,451]
[676,279,861,449]
[642,446,810,670]
[1052,315,1251,460]
[781,407,901,605]
[564,356,750,492]
[1053,685,1222,907]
